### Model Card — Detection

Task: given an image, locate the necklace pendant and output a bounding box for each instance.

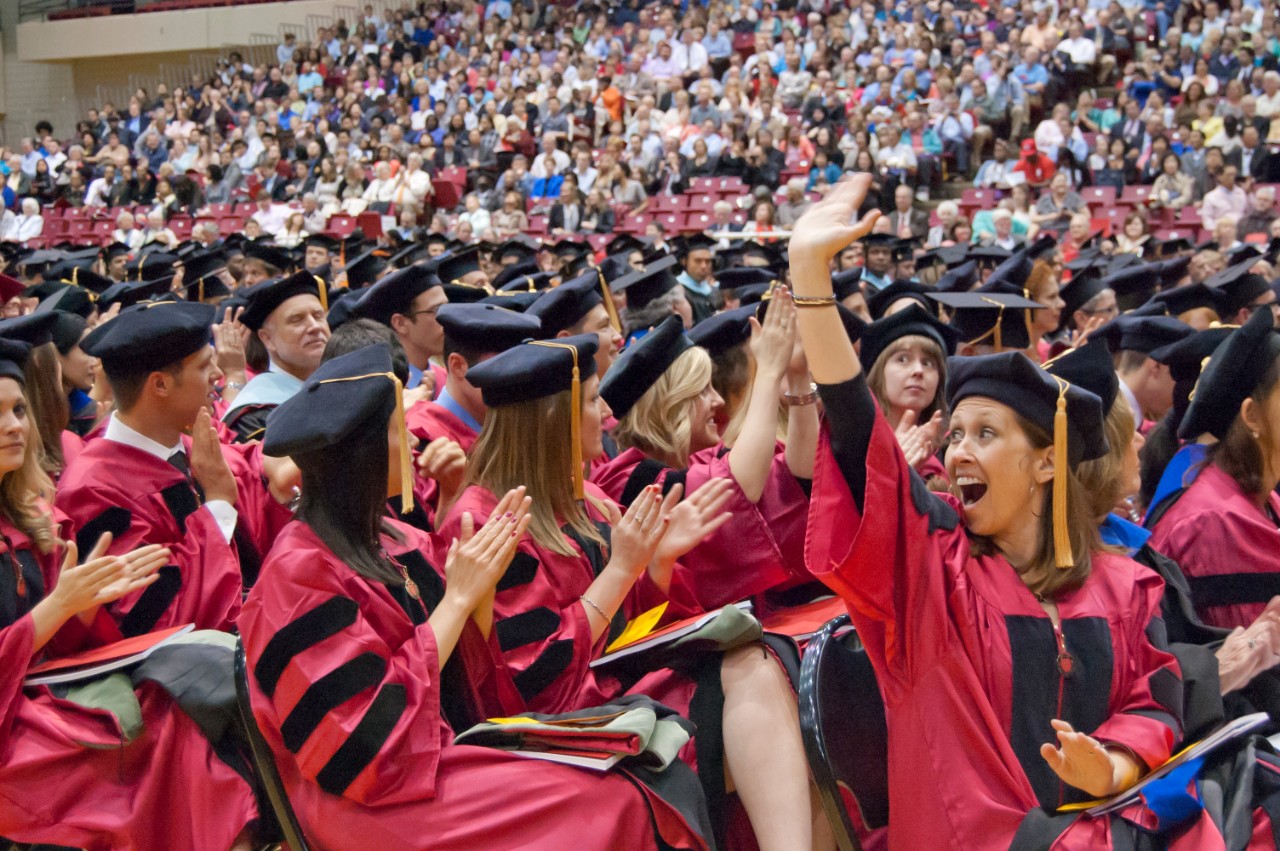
[1057,652,1075,678]
[403,572,420,601]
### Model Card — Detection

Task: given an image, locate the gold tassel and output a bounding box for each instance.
[313,275,328,312]
[198,276,204,303]
[1023,288,1036,352]
[72,267,79,287]
[596,268,622,333]
[315,371,414,514]
[1051,377,1072,569]
[530,341,585,499]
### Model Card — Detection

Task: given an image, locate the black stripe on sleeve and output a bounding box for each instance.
[159,482,201,534]
[496,551,540,591]
[495,606,562,651]
[254,597,360,698]
[1187,573,1280,608]
[118,565,182,637]
[620,459,670,508]
[75,506,132,557]
[818,375,876,513]
[512,639,575,702]
[280,652,387,752]
[315,683,408,796]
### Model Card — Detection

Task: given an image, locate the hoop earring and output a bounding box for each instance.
[1028,482,1043,518]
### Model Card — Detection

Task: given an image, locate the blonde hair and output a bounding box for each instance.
[1077,400,1137,521]
[612,347,713,467]
[466,389,604,557]
[0,383,56,554]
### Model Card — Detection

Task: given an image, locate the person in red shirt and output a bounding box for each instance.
[1012,138,1056,190]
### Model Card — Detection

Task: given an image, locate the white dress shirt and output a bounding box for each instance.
[104,414,237,543]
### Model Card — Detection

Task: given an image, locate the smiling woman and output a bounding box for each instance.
[788,176,1217,849]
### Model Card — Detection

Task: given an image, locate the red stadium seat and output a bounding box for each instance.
[431,179,461,211]
[587,233,611,251]
[685,212,713,231]
[1120,186,1152,204]
[1081,186,1117,205]
[961,188,997,206]
[438,167,468,191]
[1176,206,1203,225]
[526,214,548,236]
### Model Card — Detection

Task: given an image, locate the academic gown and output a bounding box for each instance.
[0,516,256,851]
[405,398,480,528]
[806,376,1201,850]
[588,444,811,613]
[222,368,303,443]
[55,436,293,636]
[238,519,711,851]
[1148,463,1280,631]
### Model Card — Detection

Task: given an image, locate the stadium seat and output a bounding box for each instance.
[233,640,312,851]
[1119,186,1152,204]
[800,614,888,851]
[1081,186,1117,205]
[431,179,461,211]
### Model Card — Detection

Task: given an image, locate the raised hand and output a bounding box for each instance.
[213,306,248,382]
[895,410,944,470]
[652,478,735,570]
[189,408,238,505]
[787,174,880,268]
[1039,719,1140,798]
[748,285,797,383]
[606,485,668,580]
[443,487,532,611]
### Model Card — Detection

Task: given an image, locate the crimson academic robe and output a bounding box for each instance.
[1148,463,1280,631]
[238,519,710,851]
[806,377,1192,850]
[0,517,256,851]
[405,399,480,528]
[588,444,810,612]
[55,436,292,636]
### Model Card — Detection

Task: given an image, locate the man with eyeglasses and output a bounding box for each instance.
[352,263,448,396]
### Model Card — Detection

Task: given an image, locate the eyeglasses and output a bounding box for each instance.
[1082,304,1120,318]
[403,307,440,321]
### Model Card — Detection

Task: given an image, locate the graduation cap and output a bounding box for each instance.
[101,242,131,263]
[1058,270,1110,324]
[305,233,340,254]
[34,285,97,320]
[352,264,442,326]
[527,271,609,337]
[181,251,231,301]
[1180,306,1280,440]
[605,234,651,258]
[0,312,59,349]
[891,238,919,263]
[930,289,1043,351]
[560,252,597,279]
[494,236,541,265]
[830,267,864,302]
[936,260,980,294]
[867,280,936,320]
[1206,256,1270,316]
[442,283,493,304]
[723,240,783,272]
[549,239,591,262]
[860,233,897,252]
[491,258,543,292]
[1149,324,1236,424]
[673,233,717,260]
[421,232,451,251]
[718,267,780,306]
[1155,256,1193,291]
[433,246,485,285]
[262,343,414,513]
[688,305,756,358]
[0,338,32,385]
[81,300,216,377]
[612,255,680,310]
[600,315,692,420]
[481,290,542,312]
[1097,263,1160,313]
[947,351,1108,568]
[1135,282,1226,319]
[125,252,179,283]
[0,274,24,303]
[99,278,176,311]
[341,248,390,289]
[858,304,958,373]
[1042,336,1120,415]
[1095,314,1194,355]
[1151,236,1195,258]
[240,271,329,331]
[221,233,249,254]
[916,244,970,275]
[242,241,295,275]
[437,303,542,355]
[985,236,1053,293]
[388,241,431,270]
[57,267,114,296]
[967,245,1012,267]
[324,289,362,332]
[466,334,600,497]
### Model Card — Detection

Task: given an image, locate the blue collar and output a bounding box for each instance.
[407,363,423,391]
[435,387,482,434]
[1148,443,1208,514]
[679,270,713,296]
[1099,513,1151,556]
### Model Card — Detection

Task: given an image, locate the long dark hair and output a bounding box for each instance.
[25,344,69,477]
[294,406,403,585]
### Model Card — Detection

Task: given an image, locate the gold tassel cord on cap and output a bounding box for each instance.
[1022,288,1036,353]
[529,341,584,500]
[1049,375,1072,569]
[313,275,328,312]
[595,268,622,333]
[965,296,1009,351]
[316,371,414,515]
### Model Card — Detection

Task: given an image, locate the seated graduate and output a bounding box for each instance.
[1148,306,1280,631]
[439,335,834,851]
[0,311,82,483]
[590,300,817,611]
[56,302,298,635]
[793,177,1200,848]
[223,271,331,442]
[1049,337,1280,737]
[0,337,258,851]
[239,344,714,851]
[350,262,449,395]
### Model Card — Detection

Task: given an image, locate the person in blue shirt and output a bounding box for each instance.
[702,19,733,60]
[1012,46,1049,106]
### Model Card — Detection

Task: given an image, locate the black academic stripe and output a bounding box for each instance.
[512,639,575,702]
[1005,614,1114,810]
[75,506,132,557]
[119,565,183,637]
[159,482,201,534]
[315,683,407,796]
[495,606,561,651]
[1187,572,1280,608]
[395,549,445,612]
[255,596,360,698]
[280,652,387,752]
[908,469,959,533]
[621,459,669,509]
[496,551,540,591]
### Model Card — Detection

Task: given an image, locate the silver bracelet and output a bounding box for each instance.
[580,594,609,621]
[224,381,246,392]
[784,382,820,406]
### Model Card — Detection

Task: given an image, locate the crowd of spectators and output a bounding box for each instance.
[0,0,1278,258]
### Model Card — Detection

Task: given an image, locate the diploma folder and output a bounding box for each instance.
[24,624,195,687]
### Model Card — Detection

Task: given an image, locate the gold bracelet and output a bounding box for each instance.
[580,594,609,621]
[791,293,838,307]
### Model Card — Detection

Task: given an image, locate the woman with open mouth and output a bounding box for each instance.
[789,175,1217,849]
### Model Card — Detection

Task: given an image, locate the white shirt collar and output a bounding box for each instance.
[1118,376,1143,425]
[104,413,183,463]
